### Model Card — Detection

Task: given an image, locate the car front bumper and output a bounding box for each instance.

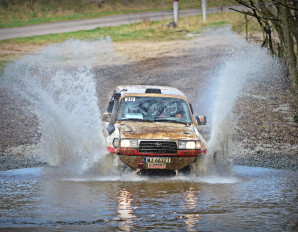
[109,147,207,171]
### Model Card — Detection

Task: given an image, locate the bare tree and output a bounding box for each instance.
[231,0,298,118]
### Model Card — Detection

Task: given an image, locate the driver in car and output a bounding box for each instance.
[127,103,140,113]
[159,102,183,118]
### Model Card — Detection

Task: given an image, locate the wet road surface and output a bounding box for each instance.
[0,165,297,231]
[0,29,297,232]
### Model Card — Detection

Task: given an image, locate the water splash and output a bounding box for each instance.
[1,38,118,175]
[198,29,284,174]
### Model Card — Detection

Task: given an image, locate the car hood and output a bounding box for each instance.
[116,121,199,140]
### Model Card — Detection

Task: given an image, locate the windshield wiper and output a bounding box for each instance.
[118,118,153,122]
[154,118,187,125]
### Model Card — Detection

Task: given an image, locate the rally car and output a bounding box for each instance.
[102,85,207,174]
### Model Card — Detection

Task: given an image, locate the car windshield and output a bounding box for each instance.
[117,96,192,124]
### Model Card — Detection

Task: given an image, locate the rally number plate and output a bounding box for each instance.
[145,157,171,163]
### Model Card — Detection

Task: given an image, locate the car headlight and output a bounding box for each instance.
[178,140,201,150]
[120,139,138,148]
[113,138,120,148]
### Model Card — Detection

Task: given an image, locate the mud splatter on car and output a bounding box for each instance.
[103,85,207,174]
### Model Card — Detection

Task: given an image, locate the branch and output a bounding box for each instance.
[229,8,250,15]
[258,0,280,21]
[229,7,280,21]
[233,0,253,9]
[271,0,298,10]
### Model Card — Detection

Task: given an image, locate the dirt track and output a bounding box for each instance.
[0,31,297,171]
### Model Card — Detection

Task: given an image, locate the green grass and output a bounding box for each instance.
[1,12,246,45]
[0,0,234,28]
[0,10,261,71]
[0,0,244,72]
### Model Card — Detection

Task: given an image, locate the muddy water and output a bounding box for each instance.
[0,166,297,231]
[1,30,297,231]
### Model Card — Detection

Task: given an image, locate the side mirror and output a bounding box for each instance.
[108,124,115,135]
[196,116,207,125]
[102,112,111,122]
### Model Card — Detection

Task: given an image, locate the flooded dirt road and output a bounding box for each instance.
[0,29,297,231]
[0,165,297,231]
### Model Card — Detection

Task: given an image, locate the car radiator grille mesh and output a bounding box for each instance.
[138,141,177,154]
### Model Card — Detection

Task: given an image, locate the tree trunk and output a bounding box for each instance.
[279,4,298,113]
[293,0,298,54]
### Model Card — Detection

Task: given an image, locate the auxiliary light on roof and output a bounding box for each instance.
[145,88,161,94]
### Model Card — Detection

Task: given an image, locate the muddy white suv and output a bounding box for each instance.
[103,85,207,174]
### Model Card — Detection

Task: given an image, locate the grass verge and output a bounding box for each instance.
[0,11,261,71]
[0,0,233,28]
[1,12,256,44]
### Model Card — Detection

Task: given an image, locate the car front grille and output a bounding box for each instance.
[138,141,177,154]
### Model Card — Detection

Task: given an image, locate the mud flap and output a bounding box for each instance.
[190,154,208,175]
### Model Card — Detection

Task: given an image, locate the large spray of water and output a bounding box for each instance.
[1,39,118,175]
[200,29,284,173]
[1,29,285,177]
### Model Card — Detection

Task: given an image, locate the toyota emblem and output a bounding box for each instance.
[155,142,162,148]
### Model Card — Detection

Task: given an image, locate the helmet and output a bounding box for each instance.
[146,102,159,117]
[166,102,177,116]
[128,102,139,113]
